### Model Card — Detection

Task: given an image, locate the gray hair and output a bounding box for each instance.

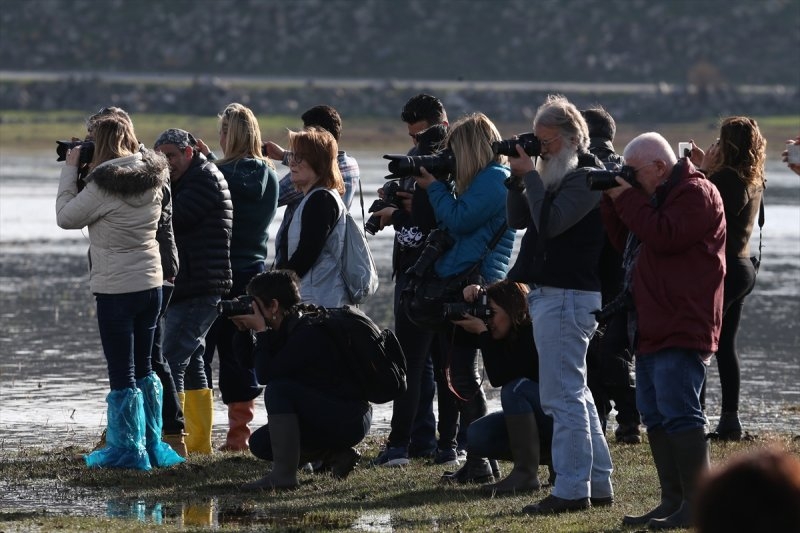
[623,132,677,166]
[533,94,589,150]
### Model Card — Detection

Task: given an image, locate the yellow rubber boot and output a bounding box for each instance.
[184,389,213,454]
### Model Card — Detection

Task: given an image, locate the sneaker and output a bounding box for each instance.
[370,446,409,467]
[407,444,436,459]
[433,447,461,467]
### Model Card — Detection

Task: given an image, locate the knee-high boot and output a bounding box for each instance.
[85,388,151,470]
[623,428,682,525]
[241,413,301,490]
[648,427,709,530]
[220,400,255,452]
[482,412,542,494]
[137,372,185,467]
[184,388,214,454]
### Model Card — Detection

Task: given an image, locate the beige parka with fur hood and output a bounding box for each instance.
[56,149,168,294]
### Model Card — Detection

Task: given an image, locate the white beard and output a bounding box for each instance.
[537,147,579,190]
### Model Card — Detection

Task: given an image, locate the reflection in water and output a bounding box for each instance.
[106,499,164,524]
[352,511,393,532]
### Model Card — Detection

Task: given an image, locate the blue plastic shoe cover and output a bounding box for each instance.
[85,388,151,470]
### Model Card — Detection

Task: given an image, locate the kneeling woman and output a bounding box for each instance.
[452,280,553,493]
[231,270,372,489]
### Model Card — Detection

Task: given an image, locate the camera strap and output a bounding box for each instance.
[752,195,764,273]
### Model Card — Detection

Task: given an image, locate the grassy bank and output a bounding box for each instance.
[1,110,797,157]
[1,433,798,532]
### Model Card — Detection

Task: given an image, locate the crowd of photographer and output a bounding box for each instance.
[55,91,798,530]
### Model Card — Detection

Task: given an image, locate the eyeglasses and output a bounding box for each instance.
[632,161,658,175]
[288,152,305,165]
[538,135,561,149]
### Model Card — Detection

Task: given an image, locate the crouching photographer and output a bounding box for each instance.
[410,113,515,483]
[449,280,554,493]
[228,270,372,490]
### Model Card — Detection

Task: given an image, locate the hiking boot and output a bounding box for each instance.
[433,447,460,467]
[614,423,642,444]
[440,455,494,485]
[707,412,742,441]
[522,494,590,515]
[370,446,410,467]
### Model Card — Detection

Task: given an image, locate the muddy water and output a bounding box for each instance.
[1,152,798,524]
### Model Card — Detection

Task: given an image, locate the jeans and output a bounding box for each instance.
[150,283,184,434]
[249,378,373,460]
[636,347,708,434]
[529,286,613,500]
[163,294,220,392]
[386,271,437,452]
[204,265,264,403]
[95,287,161,391]
[467,378,553,460]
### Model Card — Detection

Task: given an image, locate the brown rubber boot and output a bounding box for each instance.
[219,400,256,452]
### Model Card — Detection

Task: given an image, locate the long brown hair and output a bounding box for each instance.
[89,115,139,168]
[707,116,766,188]
[288,127,344,195]
[485,279,530,331]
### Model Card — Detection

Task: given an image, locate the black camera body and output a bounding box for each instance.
[405,228,455,278]
[492,133,541,158]
[365,180,404,235]
[382,149,455,181]
[56,140,95,166]
[443,290,492,321]
[586,165,638,191]
[217,295,255,317]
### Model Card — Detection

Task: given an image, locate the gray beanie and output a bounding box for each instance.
[154,128,194,150]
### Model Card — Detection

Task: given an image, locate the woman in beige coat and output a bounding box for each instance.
[56,113,183,470]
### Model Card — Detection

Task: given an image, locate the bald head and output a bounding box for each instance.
[622,132,677,195]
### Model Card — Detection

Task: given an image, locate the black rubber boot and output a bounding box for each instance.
[622,428,682,525]
[648,428,709,530]
[482,413,541,494]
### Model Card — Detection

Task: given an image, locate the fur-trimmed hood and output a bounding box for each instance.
[88,149,168,203]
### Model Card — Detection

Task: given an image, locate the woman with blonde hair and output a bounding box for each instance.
[56,114,183,470]
[204,103,279,452]
[275,127,350,307]
[690,116,766,440]
[414,112,515,483]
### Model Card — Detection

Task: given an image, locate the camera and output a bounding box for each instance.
[217,295,255,317]
[405,229,455,278]
[365,180,404,235]
[382,149,455,181]
[592,290,634,323]
[586,165,638,191]
[443,290,492,321]
[492,133,541,158]
[56,140,95,166]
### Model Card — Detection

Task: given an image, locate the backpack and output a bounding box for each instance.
[301,305,407,404]
[339,210,379,304]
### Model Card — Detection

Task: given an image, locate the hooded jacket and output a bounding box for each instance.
[56,149,167,294]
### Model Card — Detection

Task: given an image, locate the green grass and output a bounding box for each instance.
[1,433,798,532]
[2,110,797,157]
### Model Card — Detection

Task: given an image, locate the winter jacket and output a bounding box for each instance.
[426,162,515,282]
[601,159,726,355]
[171,152,233,302]
[56,150,167,294]
[216,157,279,272]
[477,322,540,388]
[157,184,179,280]
[506,153,605,290]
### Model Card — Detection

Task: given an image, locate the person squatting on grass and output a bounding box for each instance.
[506,94,614,515]
[56,112,184,470]
[601,132,726,530]
[450,279,554,494]
[230,270,372,490]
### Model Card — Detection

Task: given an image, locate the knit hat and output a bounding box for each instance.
[154,128,195,150]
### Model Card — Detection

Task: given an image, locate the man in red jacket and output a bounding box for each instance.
[601,132,726,530]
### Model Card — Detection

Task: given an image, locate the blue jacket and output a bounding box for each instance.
[426,162,515,281]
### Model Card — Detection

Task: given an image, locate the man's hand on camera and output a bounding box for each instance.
[508,144,535,177]
[451,313,488,334]
[414,167,436,189]
[372,206,397,230]
[65,147,81,167]
[604,177,633,200]
[462,284,482,303]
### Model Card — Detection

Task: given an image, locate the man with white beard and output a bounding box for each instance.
[505,94,614,514]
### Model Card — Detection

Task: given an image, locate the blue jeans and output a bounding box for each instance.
[95,287,161,391]
[163,294,220,392]
[150,283,184,434]
[467,378,553,460]
[636,348,707,434]
[529,286,613,500]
